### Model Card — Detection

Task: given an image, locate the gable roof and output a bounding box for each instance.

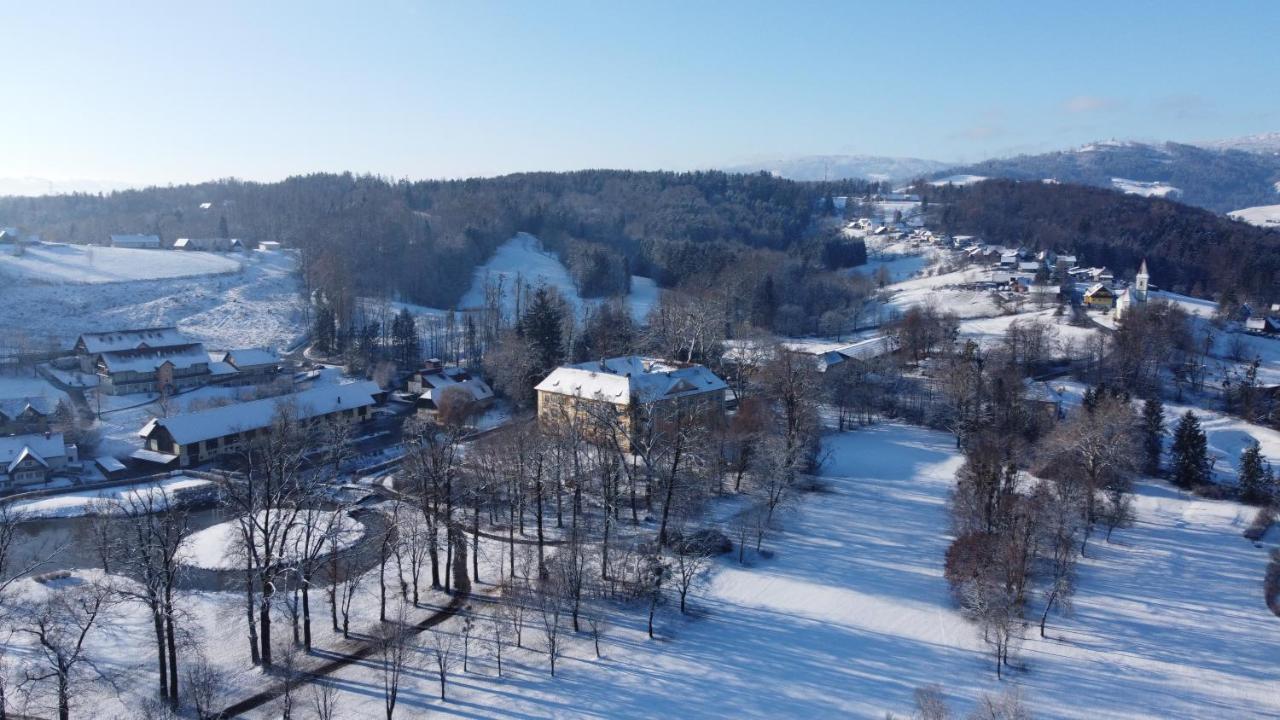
[214,348,279,369]
[76,327,192,355]
[139,381,381,446]
[536,356,726,405]
[99,343,210,374]
[109,234,161,248]
[0,396,58,421]
[1084,283,1115,298]
[0,432,67,473]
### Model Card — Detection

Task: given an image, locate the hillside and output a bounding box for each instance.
[935,141,1280,213]
[926,179,1280,303]
[0,242,240,283]
[725,154,952,182]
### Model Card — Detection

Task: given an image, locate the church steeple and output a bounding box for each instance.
[1135,259,1149,301]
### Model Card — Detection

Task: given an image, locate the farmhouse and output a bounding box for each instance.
[208,348,281,386]
[0,396,58,435]
[109,234,161,249]
[407,362,494,418]
[0,432,77,491]
[1083,283,1116,309]
[535,356,726,449]
[136,380,382,467]
[173,237,244,252]
[75,327,212,395]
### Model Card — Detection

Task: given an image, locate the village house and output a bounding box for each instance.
[0,396,58,435]
[1083,283,1116,309]
[173,237,244,252]
[407,361,494,419]
[109,234,161,249]
[0,432,77,491]
[74,327,211,395]
[136,380,382,467]
[535,356,727,450]
[207,348,282,387]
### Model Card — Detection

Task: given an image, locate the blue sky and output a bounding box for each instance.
[3,1,1276,185]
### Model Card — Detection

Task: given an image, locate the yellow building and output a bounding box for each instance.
[1083,283,1116,309]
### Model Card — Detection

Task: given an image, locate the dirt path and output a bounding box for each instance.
[218,542,472,718]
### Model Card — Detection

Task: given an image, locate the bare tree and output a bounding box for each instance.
[308,679,340,720]
[967,687,1032,720]
[427,625,457,701]
[670,531,713,614]
[536,574,565,676]
[914,684,952,720]
[182,645,226,720]
[378,603,413,720]
[17,575,115,720]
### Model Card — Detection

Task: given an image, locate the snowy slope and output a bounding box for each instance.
[1110,177,1181,198]
[1228,204,1280,228]
[0,242,240,283]
[0,249,304,352]
[930,174,988,186]
[242,423,1280,719]
[453,232,659,322]
[724,154,953,182]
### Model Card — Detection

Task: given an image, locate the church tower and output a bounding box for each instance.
[1135,259,1149,302]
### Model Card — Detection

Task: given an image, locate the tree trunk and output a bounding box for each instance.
[152,606,168,700]
[164,588,179,707]
[259,576,274,667]
[301,581,312,650]
[245,569,261,665]
[472,504,480,584]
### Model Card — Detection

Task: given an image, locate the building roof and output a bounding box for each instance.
[99,343,209,374]
[76,327,192,355]
[138,380,381,446]
[1084,283,1114,298]
[0,432,67,473]
[834,335,898,361]
[214,348,279,369]
[0,396,58,421]
[418,372,494,404]
[536,356,726,406]
[110,234,161,248]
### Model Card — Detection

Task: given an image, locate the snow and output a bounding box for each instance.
[280,423,1280,718]
[0,248,304,353]
[1110,178,1181,198]
[957,308,1098,352]
[179,510,364,570]
[0,242,239,283]
[626,275,660,322]
[411,233,660,324]
[8,474,214,519]
[1228,204,1280,228]
[882,266,1004,319]
[0,373,69,408]
[1162,403,1280,485]
[930,174,988,186]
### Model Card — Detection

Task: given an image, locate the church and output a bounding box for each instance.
[1113,260,1150,321]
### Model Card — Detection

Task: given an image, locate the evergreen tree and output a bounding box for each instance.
[1169,410,1210,489]
[750,275,777,329]
[822,192,836,216]
[218,214,230,239]
[391,308,419,367]
[517,286,566,379]
[1141,397,1165,475]
[314,306,336,355]
[1238,441,1273,505]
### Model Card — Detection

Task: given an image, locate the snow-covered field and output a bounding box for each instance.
[1110,178,1181,198]
[0,372,68,406]
[958,308,1098,353]
[930,174,988,186]
[0,248,304,352]
[266,423,1280,719]
[1228,204,1280,229]
[883,266,1003,319]
[180,510,364,570]
[0,243,240,284]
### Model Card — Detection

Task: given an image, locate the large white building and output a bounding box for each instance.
[1114,260,1150,321]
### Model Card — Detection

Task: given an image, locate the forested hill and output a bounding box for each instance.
[0,171,875,310]
[926,179,1280,303]
[935,141,1280,214]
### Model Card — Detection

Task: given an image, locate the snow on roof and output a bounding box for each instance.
[0,396,57,420]
[1084,283,1113,297]
[94,456,126,472]
[139,380,381,445]
[218,348,279,369]
[77,327,192,354]
[110,234,161,248]
[419,372,494,404]
[834,335,898,361]
[0,432,67,472]
[100,344,210,374]
[535,356,726,405]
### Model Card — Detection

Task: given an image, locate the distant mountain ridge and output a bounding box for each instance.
[934,140,1280,213]
[725,155,953,182]
[0,176,139,197]
[1195,132,1280,155]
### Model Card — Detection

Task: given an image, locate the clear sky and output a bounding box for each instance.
[3,1,1277,186]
